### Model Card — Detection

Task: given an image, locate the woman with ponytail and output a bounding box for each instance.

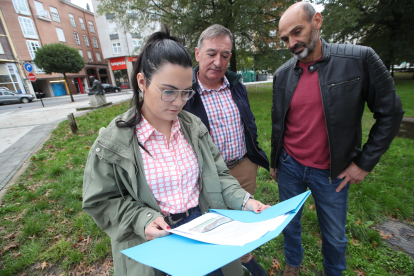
[82,28,270,276]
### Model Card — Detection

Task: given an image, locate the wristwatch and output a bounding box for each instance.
[242,192,254,210]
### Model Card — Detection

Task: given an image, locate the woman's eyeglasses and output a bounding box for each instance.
[146,78,195,102]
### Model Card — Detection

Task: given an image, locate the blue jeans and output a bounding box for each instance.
[277,148,349,276]
[170,206,224,276]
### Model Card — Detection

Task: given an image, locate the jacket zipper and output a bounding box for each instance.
[318,73,333,183]
[237,98,269,163]
[275,71,302,166]
[327,77,360,89]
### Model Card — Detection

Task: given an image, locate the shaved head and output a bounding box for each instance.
[278,2,323,62]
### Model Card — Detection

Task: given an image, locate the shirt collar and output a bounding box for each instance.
[197,72,230,95]
[136,116,182,143]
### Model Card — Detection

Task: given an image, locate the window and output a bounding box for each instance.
[132,39,142,50]
[69,14,76,27]
[87,51,93,62]
[49,6,60,22]
[12,0,30,15]
[18,17,38,39]
[74,32,80,45]
[83,35,89,46]
[280,41,285,47]
[26,40,41,59]
[78,49,84,57]
[112,42,121,54]
[107,20,117,34]
[34,0,50,20]
[269,42,277,48]
[88,21,95,33]
[34,1,45,15]
[0,43,4,54]
[55,27,66,42]
[92,37,98,48]
[79,17,85,30]
[269,30,277,37]
[95,52,101,62]
[25,40,44,73]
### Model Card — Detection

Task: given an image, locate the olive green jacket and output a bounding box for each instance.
[83,108,247,276]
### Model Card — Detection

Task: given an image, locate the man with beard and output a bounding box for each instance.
[270,2,404,276]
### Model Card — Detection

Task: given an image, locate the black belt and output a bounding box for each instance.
[164,206,199,226]
[226,155,246,169]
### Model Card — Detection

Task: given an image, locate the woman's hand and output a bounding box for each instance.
[243,199,271,213]
[145,217,171,241]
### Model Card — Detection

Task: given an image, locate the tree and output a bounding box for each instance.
[97,0,294,72]
[33,43,85,102]
[316,0,414,71]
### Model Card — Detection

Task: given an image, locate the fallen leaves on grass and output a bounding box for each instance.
[41,261,48,270]
[354,268,366,276]
[2,242,19,252]
[308,204,315,211]
[271,259,281,270]
[28,234,36,240]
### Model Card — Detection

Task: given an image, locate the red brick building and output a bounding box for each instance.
[0,0,111,97]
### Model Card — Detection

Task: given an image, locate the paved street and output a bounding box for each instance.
[0,91,133,192]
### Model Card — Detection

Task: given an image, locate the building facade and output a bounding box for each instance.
[0,0,111,97]
[92,0,159,89]
[0,8,28,96]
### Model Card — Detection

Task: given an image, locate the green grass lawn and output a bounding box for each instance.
[0,78,413,276]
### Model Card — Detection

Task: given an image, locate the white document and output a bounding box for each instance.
[167,212,290,246]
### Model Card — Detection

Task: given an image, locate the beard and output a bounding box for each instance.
[290,27,319,60]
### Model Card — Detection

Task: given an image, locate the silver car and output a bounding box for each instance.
[0,88,35,104]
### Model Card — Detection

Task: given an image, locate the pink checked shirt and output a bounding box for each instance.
[197,75,247,163]
[135,116,200,215]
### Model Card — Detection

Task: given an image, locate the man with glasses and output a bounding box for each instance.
[184,24,269,276]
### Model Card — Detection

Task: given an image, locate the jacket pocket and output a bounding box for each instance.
[327,76,362,89]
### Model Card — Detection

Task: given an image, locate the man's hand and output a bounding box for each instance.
[145,216,171,241]
[244,199,271,213]
[336,162,369,193]
[270,168,278,181]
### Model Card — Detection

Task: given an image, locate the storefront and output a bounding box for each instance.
[0,63,26,94]
[109,57,130,89]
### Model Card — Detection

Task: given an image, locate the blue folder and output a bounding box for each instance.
[121,191,311,276]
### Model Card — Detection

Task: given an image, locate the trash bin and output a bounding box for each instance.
[242,71,254,83]
[257,74,267,81]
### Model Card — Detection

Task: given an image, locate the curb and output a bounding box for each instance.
[0,97,132,202]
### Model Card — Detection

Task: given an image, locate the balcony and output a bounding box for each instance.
[35,10,51,22]
[110,33,119,40]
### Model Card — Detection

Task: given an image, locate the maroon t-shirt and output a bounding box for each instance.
[283,59,330,169]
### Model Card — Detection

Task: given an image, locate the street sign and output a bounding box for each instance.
[28,73,36,82]
[24,62,33,73]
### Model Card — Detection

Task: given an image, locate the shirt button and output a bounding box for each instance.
[147,212,152,217]
[116,158,120,161]
[309,66,313,70]
[96,148,100,152]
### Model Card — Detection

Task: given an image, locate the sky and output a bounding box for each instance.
[70,0,94,12]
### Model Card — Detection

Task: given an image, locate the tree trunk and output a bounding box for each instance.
[391,64,394,77]
[63,73,75,102]
[230,39,237,73]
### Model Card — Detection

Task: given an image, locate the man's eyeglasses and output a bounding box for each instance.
[146,78,195,102]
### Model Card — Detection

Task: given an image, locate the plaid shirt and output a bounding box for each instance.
[197,75,247,163]
[136,117,200,215]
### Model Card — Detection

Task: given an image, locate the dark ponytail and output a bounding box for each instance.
[116,27,193,128]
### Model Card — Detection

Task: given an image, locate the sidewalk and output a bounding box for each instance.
[0,92,133,194]
[32,89,133,102]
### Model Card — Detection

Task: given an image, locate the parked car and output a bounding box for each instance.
[0,88,35,104]
[102,83,121,93]
[34,90,45,99]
